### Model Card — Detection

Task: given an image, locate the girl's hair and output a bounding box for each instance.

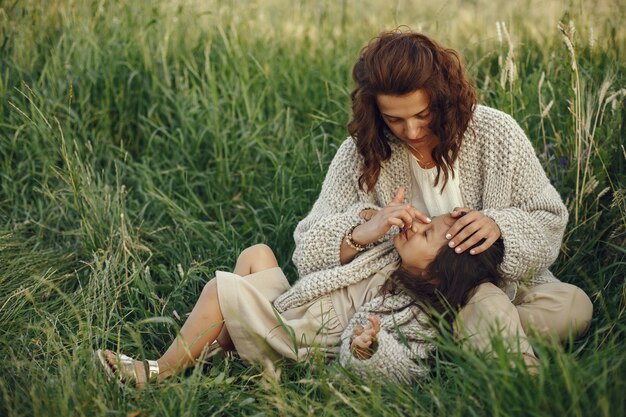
[348,29,477,192]
[382,237,505,321]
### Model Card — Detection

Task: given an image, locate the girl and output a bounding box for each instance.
[342,224,507,382]
[97,210,500,386]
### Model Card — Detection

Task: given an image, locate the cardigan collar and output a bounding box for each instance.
[378,125,481,210]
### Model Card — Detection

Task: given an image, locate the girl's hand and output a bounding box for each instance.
[350,316,381,360]
[352,188,430,245]
[446,207,501,255]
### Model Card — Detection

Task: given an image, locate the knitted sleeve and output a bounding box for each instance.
[338,297,436,383]
[480,113,568,284]
[274,241,398,311]
[339,330,429,383]
[292,138,376,276]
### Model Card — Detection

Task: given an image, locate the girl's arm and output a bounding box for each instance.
[341,329,432,383]
[339,302,436,383]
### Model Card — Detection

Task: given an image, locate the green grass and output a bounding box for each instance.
[0,0,624,416]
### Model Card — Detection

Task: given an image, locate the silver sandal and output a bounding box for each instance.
[95,349,160,387]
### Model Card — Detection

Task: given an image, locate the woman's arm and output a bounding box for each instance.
[486,116,568,283]
[294,139,427,275]
[452,110,568,282]
[482,191,568,283]
[343,187,429,264]
[292,139,370,276]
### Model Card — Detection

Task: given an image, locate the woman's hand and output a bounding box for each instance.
[359,208,378,221]
[446,207,501,255]
[350,316,381,360]
[351,188,430,246]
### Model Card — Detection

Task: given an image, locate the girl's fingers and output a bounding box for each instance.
[395,206,422,225]
[388,208,414,227]
[398,211,416,229]
[368,316,381,333]
[356,333,372,345]
[375,202,429,236]
[386,218,405,229]
[384,208,413,229]
[351,343,373,360]
[351,319,380,359]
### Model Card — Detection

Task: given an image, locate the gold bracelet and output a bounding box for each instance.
[345,226,369,252]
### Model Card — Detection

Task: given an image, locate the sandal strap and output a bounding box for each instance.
[144,359,160,383]
[116,353,138,383]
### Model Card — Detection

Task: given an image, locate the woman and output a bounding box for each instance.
[284,30,593,381]
[97,212,494,386]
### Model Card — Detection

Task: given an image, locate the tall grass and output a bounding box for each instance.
[0,0,624,416]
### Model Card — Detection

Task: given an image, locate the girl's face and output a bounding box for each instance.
[376,89,437,150]
[393,215,455,275]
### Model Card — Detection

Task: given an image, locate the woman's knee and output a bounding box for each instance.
[457,283,519,333]
[465,283,514,311]
[566,285,593,337]
[455,283,528,353]
[518,282,593,341]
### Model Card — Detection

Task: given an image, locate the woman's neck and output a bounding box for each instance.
[405,137,439,169]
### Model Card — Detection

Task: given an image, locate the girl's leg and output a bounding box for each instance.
[104,244,279,383]
[157,244,279,378]
[513,282,593,342]
[232,244,280,276]
[214,244,280,350]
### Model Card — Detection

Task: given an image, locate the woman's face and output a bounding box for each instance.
[376,89,436,149]
[393,215,455,274]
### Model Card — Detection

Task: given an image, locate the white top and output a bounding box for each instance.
[407,148,464,217]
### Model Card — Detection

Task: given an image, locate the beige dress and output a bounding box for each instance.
[215,262,397,365]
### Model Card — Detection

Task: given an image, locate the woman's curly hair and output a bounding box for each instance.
[348,30,477,192]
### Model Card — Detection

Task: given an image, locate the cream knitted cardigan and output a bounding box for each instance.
[273,105,568,382]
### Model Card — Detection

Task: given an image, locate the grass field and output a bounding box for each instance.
[1,0,624,416]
